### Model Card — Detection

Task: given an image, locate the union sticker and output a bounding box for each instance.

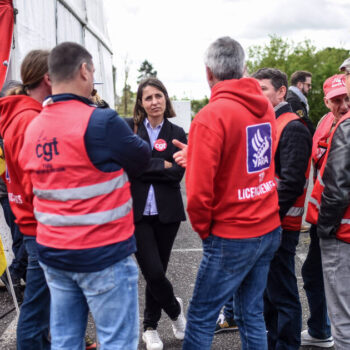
[246,123,272,173]
[154,139,167,152]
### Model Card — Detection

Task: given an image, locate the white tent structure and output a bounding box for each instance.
[5,0,115,106]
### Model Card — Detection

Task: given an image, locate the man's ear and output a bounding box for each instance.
[278,85,287,100]
[206,66,215,86]
[324,97,330,109]
[296,81,303,91]
[80,62,89,81]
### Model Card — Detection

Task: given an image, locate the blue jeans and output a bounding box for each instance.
[223,297,234,320]
[301,224,331,339]
[183,227,281,350]
[0,197,27,279]
[264,230,302,350]
[17,236,50,350]
[40,255,139,350]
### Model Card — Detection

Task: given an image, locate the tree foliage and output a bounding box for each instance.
[137,60,157,83]
[117,83,135,117]
[116,57,135,117]
[191,96,209,117]
[247,35,350,124]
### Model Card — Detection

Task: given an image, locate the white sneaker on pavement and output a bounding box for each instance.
[171,297,187,340]
[300,329,334,348]
[142,328,163,350]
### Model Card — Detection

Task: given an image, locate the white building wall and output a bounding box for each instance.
[171,100,192,134]
[6,0,115,106]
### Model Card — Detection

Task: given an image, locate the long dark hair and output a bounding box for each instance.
[133,78,176,126]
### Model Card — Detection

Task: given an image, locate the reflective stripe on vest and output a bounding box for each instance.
[305,113,334,224]
[308,196,320,210]
[276,112,311,231]
[21,99,135,249]
[306,172,324,224]
[275,177,308,218]
[34,197,132,227]
[307,113,350,242]
[311,112,334,176]
[286,206,304,217]
[33,172,128,202]
[317,172,324,187]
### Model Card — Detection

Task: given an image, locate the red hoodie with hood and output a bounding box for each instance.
[0,94,42,236]
[186,78,280,239]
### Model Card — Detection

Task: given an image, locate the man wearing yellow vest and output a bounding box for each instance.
[18,42,151,350]
[308,57,350,349]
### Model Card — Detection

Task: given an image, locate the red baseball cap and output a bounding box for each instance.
[323,74,347,99]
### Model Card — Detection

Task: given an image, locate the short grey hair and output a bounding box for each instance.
[204,36,245,81]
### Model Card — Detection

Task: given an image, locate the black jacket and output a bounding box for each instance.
[286,89,315,135]
[126,118,187,223]
[275,103,312,220]
[317,118,350,238]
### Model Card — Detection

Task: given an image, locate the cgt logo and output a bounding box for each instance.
[36,137,60,162]
[154,139,167,152]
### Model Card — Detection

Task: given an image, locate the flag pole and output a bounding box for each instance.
[5,266,19,316]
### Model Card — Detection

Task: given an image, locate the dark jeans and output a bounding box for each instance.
[264,230,302,350]
[134,215,181,330]
[17,237,50,350]
[0,197,27,279]
[223,297,234,320]
[301,224,331,339]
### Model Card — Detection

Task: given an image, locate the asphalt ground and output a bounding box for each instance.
[0,184,334,349]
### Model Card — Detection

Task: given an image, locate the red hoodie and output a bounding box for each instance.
[186,78,280,239]
[0,95,42,236]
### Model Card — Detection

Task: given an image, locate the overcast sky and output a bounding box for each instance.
[103,0,350,99]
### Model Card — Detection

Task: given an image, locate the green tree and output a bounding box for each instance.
[247,35,349,124]
[137,60,157,83]
[116,57,135,117]
[117,83,135,117]
[191,96,209,117]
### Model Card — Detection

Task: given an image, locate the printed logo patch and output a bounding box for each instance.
[154,139,167,152]
[296,109,304,118]
[246,123,272,173]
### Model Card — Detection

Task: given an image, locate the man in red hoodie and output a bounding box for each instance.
[182,37,281,350]
[0,50,51,349]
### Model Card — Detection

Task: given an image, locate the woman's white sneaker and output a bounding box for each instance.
[171,297,187,340]
[142,328,163,350]
[300,329,334,348]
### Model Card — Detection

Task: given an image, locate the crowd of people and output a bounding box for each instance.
[0,36,349,350]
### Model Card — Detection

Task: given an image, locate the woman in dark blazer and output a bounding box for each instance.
[126,78,187,350]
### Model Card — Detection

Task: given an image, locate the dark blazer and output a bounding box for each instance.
[126,118,187,223]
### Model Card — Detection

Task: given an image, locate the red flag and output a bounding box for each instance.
[0,0,14,92]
